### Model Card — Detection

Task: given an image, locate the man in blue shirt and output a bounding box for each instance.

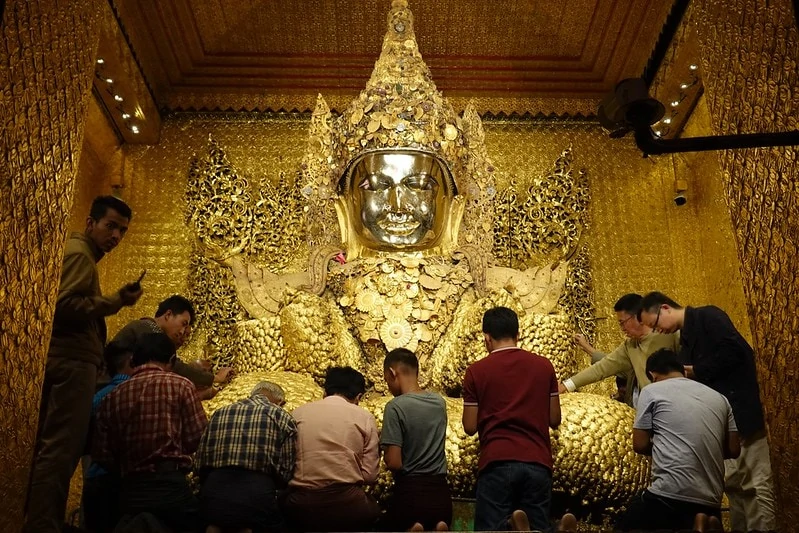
[82,342,133,533]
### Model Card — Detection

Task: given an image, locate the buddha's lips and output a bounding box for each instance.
[376,212,420,236]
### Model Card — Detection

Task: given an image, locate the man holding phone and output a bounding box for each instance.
[111,295,233,397]
[25,195,144,533]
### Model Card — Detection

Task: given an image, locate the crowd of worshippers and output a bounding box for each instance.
[24,196,777,533]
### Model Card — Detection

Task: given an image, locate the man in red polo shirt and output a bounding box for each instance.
[462,307,561,531]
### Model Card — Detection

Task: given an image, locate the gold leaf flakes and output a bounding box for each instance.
[443,124,458,141]
[419,274,442,290]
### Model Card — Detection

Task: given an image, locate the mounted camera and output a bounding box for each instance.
[674,179,688,206]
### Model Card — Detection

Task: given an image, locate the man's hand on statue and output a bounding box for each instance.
[572,333,594,354]
[197,387,218,400]
[558,382,568,394]
[214,367,233,384]
[119,284,143,306]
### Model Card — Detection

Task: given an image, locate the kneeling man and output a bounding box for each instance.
[616,349,740,531]
[196,381,296,532]
[282,367,380,532]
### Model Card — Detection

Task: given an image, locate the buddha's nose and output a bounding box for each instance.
[388,185,406,210]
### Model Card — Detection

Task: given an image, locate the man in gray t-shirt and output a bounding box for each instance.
[378,348,452,531]
[615,349,740,532]
[382,392,447,476]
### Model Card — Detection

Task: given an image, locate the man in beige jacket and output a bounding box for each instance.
[558,293,679,408]
[25,195,143,533]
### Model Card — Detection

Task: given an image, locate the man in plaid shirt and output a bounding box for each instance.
[196,381,298,533]
[93,332,208,532]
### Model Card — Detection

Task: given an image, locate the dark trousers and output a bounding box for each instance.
[282,484,380,532]
[474,461,552,532]
[615,489,722,531]
[119,470,201,533]
[201,467,283,533]
[25,358,97,533]
[379,473,452,531]
[83,471,122,533]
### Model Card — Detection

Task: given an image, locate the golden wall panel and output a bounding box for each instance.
[100,116,312,345]
[694,0,799,525]
[674,95,752,341]
[0,0,102,529]
[96,113,747,393]
[70,95,121,233]
[482,119,750,352]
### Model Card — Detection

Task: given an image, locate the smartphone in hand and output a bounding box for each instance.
[130,269,147,291]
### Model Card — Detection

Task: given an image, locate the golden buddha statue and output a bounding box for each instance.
[185,0,649,517]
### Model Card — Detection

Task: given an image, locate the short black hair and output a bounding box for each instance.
[482,307,519,341]
[646,349,685,379]
[104,341,133,376]
[614,293,643,315]
[639,292,683,317]
[131,332,175,366]
[90,195,132,221]
[155,295,196,324]
[324,366,366,400]
[384,348,419,374]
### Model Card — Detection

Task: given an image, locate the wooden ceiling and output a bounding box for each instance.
[110,0,677,116]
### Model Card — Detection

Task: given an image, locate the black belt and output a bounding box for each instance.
[152,459,185,473]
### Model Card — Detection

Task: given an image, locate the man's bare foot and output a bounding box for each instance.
[693,512,709,532]
[408,523,424,532]
[435,521,449,531]
[508,510,531,531]
[558,513,578,532]
[708,516,723,532]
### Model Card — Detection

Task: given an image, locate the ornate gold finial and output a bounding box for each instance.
[301,0,498,259]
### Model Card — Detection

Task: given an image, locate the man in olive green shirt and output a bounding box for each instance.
[26,196,143,533]
[558,294,679,408]
[111,295,232,397]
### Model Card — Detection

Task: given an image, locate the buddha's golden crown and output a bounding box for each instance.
[301,0,496,257]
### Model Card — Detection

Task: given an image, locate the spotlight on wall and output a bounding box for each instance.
[597,78,664,138]
[674,178,688,206]
[598,77,799,155]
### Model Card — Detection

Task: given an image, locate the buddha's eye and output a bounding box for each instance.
[360,174,393,191]
[404,174,436,191]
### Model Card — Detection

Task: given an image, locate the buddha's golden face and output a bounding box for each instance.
[345,151,452,249]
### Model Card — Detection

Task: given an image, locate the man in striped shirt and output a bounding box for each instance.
[92,332,208,532]
[196,381,298,533]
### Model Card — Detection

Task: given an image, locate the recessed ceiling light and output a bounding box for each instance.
[105,78,113,84]
[671,100,680,107]
[121,113,131,119]
[131,125,140,134]
[114,95,123,102]
[663,118,672,124]
[689,64,698,70]
[97,58,105,64]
